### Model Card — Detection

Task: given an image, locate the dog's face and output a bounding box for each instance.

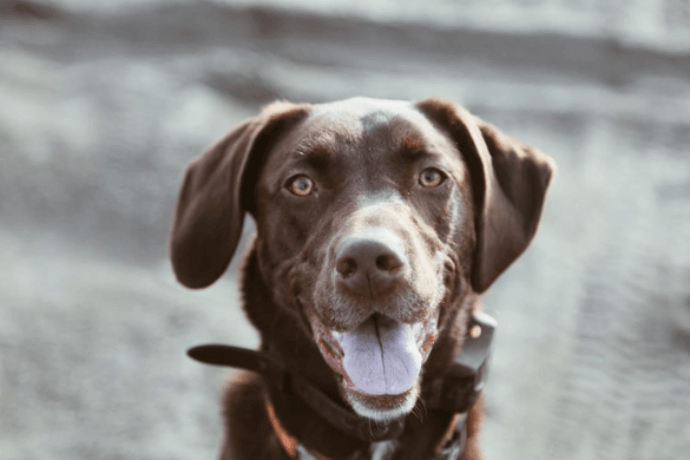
[254,99,476,420]
[170,97,555,422]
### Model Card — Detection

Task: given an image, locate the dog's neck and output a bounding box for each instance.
[239,248,478,459]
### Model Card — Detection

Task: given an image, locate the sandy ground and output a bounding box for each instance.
[2,1,690,459]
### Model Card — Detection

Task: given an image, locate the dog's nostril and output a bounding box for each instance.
[376,254,402,272]
[336,258,358,278]
[335,231,408,296]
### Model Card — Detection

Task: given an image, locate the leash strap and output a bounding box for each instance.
[434,414,467,460]
[265,398,299,458]
[266,398,332,460]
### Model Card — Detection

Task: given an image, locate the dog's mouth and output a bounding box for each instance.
[310,311,438,419]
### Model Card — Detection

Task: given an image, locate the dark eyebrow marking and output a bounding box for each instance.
[293,144,334,170]
[398,134,431,161]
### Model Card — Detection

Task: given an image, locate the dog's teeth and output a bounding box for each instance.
[331,330,344,340]
[325,330,345,358]
[412,321,424,341]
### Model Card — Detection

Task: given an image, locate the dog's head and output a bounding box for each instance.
[170,97,555,421]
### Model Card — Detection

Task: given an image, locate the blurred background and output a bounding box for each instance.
[2,0,690,459]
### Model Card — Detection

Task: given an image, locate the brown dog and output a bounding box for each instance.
[170,97,555,459]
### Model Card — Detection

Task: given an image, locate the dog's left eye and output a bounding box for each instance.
[419,168,446,188]
[286,175,315,197]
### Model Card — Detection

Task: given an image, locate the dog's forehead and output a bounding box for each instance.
[310,97,428,132]
[281,98,452,153]
[262,98,462,183]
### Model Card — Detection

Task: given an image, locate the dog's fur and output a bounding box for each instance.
[170,97,555,459]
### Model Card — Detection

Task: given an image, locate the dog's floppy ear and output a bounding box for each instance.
[170,101,311,289]
[416,98,556,293]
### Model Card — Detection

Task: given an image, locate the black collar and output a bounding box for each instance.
[187,312,495,443]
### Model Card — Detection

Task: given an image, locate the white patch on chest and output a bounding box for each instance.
[369,440,397,460]
[297,441,397,460]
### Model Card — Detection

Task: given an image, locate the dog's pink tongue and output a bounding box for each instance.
[340,316,421,395]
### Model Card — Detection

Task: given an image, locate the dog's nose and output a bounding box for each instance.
[335,230,407,297]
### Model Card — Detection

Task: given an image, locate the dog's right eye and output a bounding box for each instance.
[419,167,446,188]
[286,175,315,197]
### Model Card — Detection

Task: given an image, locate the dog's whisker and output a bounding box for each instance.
[412,398,427,422]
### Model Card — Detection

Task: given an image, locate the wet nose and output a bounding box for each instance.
[335,230,407,297]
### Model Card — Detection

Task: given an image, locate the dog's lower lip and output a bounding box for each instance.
[414,313,439,354]
[345,383,413,398]
[419,332,435,355]
[319,336,343,359]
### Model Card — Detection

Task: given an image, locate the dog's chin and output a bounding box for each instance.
[342,382,420,422]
